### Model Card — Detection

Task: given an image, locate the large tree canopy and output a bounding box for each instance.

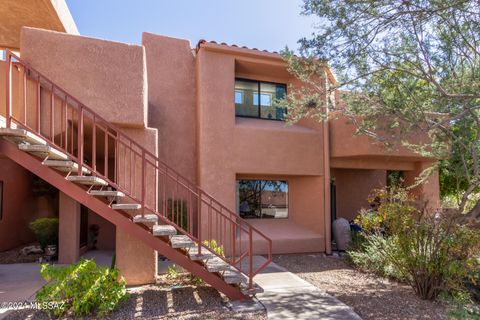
[283,0,480,224]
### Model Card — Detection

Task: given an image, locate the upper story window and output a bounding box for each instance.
[234,79,287,121]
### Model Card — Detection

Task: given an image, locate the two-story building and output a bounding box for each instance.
[0,0,439,299]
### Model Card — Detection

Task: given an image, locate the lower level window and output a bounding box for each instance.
[237,180,288,219]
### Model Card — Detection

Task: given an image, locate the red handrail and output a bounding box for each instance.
[3,50,272,288]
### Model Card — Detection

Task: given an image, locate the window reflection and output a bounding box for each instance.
[237,180,288,219]
[234,79,286,120]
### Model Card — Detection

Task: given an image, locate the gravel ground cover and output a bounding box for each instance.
[4,274,266,320]
[273,253,449,320]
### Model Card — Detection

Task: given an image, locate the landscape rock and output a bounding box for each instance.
[20,245,43,256]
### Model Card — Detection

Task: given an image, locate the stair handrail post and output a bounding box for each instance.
[5,51,12,128]
[141,149,146,217]
[77,106,84,176]
[197,189,202,256]
[249,226,253,289]
[50,85,55,140]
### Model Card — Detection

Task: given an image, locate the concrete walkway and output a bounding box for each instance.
[0,256,361,319]
[252,256,362,320]
[0,263,44,319]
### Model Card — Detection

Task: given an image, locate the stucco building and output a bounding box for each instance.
[0,0,439,299]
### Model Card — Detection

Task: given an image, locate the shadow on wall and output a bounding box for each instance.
[0,158,59,252]
[332,168,387,222]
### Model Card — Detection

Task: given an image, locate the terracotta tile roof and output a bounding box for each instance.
[196,39,279,54]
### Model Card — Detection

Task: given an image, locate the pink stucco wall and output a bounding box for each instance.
[332,168,387,222]
[142,33,197,182]
[58,191,80,264]
[197,49,325,206]
[329,112,430,159]
[404,161,441,211]
[0,157,36,251]
[88,209,115,250]
[196,45,328,253]
[0,26,442,260]
[17,27,158,283]
[20,27,147,127]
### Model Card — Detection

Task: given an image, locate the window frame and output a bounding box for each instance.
[234,78,287,121]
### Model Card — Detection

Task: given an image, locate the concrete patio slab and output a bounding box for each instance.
[81,250,114,267]
[0,263,44,319]
[252,256,362,320]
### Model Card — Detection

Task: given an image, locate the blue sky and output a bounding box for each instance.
[66,0,317,52]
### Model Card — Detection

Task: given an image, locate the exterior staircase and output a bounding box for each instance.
[0,51,271,300]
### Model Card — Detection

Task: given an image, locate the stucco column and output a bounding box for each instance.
[116,228,157,285]
[404,162,440,212]
[58,192,81,264]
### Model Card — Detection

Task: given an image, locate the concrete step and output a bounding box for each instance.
[111,203,141,210]
[222,268,248,285]
[170,235,195,249]
[88,190,125,197]
[19,144,69,160]
[241,282,264,295]
[205,256,230,272]
[132,214,157,223]
[67,175,108,186]
[43,160,90,174]
[152,224,177,236]
[0,128,47,146]
[187,246,214,261]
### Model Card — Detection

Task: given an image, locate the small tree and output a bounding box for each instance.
[283,0,480,225]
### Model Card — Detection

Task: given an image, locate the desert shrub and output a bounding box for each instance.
[36,259,127,317]
[348,234,404,281]
[166,264,180,279]
[164,240,224,285]
[354,187,416,236]
[466,258,480,303]
[190,240,225,285]
[202,239,225,257]
[448,290,480,319]
[349,187,480,300]
[29,218,59,250]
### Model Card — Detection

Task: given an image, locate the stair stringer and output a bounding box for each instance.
[0,139,247,300]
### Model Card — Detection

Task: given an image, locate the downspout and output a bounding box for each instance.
[323,73,332,255]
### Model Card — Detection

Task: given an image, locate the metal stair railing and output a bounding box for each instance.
[3,50,272,289]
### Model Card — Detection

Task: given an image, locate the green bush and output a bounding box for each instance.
[29,218,59,250]
[465,257,480,304]
[447,290,480,319]
[36,259,127,317]
[202,239,225,257]
[348,234,404,281]
[166,264,180,279]
[349,187,480,300]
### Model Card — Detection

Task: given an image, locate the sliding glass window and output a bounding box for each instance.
[234,79,287,120]
[236,180,288,219]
